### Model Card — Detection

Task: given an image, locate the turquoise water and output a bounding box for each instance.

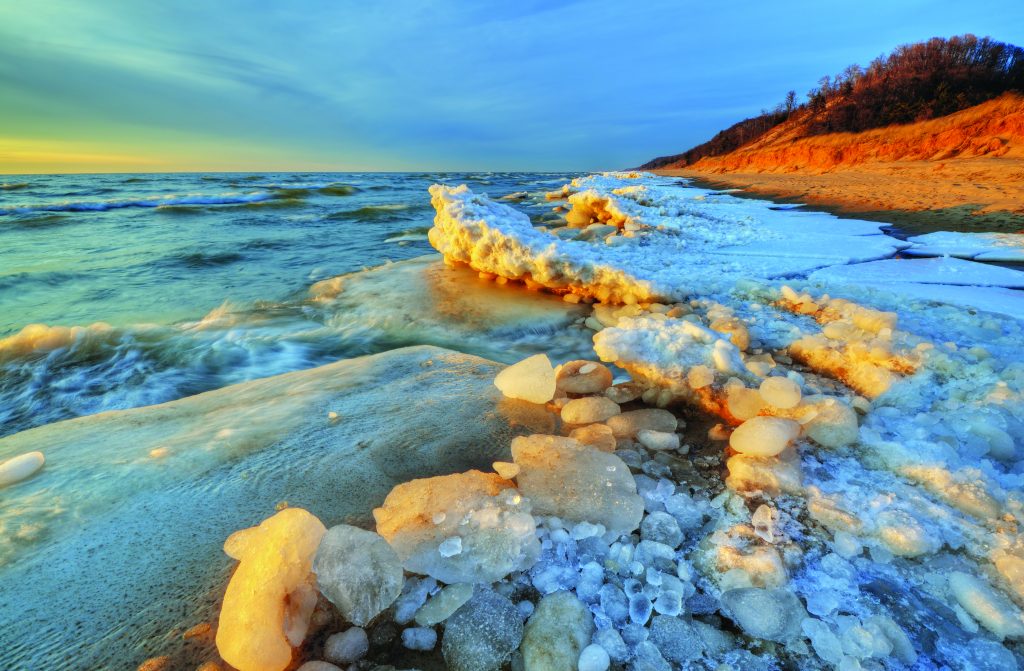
[0,172,579,436]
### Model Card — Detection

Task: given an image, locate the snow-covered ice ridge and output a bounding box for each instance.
[202,173,1023,671]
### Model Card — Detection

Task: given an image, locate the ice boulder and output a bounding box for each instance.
[729,417,802,457]
[495,354,557,404]
[511,434,644,534]
[373,470,540,583]
[720,587,806,642]
[216,508,328,671]
[442,589,523,671]
[312,524,403,626]
[521,591,594,671]
[802,398,859,448]
[0,451,45,487]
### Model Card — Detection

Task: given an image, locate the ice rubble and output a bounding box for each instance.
[185,173,1024,670]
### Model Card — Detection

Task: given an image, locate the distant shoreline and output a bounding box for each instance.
[654,162,1024,236]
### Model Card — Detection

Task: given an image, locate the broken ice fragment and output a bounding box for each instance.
[442,589,523,671]
[719,587,807,642]
[494,354,557,404]
[373,470,540,583]
[313,524,403,627]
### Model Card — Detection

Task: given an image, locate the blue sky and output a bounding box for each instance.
[1,0,1022,172]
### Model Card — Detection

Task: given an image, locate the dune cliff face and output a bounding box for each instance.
[657,93,1024,174]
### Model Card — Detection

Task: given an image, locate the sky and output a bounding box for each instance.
[1,0,1022,173]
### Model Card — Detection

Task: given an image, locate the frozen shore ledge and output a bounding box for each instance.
[2,172,1023,671]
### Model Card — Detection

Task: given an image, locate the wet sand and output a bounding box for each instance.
[654,158,1024,235]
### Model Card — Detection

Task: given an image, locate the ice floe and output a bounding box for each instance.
[905,231,1024,262]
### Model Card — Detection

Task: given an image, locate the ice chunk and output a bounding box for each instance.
[296,662,341,671]
[394,576,437,624]
[402,626,438,651]
[758,377,801,409]
[324,627,368,664]
[521,591,594,671]
[641,511,682,548]
[648,616,703,664]
[216,508,327,671]
[630,641,671,671]
[556,360,613,394]
[802,618,843,665]
[729,416,801,457]
[561,396,621,424]
[313,524,403,627]
[726,386,767,421]
[578,643,611,671]
[373,470,539,583]
[511,435,644,534]
[636,429,680,452]
[628,592,653,625]
[802,398,859,448]
[415,583,475,626]
[605,409,678,439]
[874,509,938,557]
[719,587,806,642]
[948,571,1024,640]
[0,451,45,487]
[442,589,523,671]
[593,629,629,663]
[494,354,557,404]
[569,423,617,452]
[598,584,630,626]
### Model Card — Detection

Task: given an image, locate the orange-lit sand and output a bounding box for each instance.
[653,94,1024,225]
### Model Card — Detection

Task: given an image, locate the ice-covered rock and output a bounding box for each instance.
[605,409,678,439]
[511,435,644,534]
[0,451,45,487]
[216,508,327,671]
[719,587,806,642]
[495,354,557,404]
[373,470,539,583]
[802,398,859,448]
[522,591,594,671]
[415,583,475,626]
[729,416,801,457]
[313,524,403,627]
[561,396,621,424]
[556,360,613,394]
[324,627,368,664]
[442,589,523,671]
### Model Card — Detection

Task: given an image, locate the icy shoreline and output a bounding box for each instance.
[2,172,1023,671]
